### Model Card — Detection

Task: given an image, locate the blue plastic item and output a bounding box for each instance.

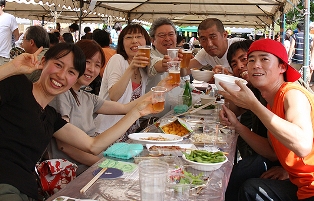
[173,104,189,114]
[103,143,143,159]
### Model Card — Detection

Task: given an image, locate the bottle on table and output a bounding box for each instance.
[183,80,192,107]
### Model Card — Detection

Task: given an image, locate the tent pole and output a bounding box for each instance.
[78,0,84,41]
[41,16,44,27]
[303,0,310,82]
[280,5,285,44]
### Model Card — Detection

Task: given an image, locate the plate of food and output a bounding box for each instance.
[128,133,183,144]
[146,144,197,156]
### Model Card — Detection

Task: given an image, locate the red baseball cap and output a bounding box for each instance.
[247,38,301,82]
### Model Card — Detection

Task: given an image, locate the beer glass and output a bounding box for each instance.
[180,49,192,68]
[167,61,181,85]
[138,45,151,66]
[151,86,167,112]
[167,48,179,60]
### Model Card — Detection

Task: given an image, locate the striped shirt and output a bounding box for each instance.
[291,31,311,64]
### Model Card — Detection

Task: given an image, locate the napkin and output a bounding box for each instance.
[103,143,143,160]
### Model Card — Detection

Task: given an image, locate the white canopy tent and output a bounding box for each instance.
[5,0,300,29]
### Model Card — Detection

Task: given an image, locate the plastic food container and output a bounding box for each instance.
[214,74,247,91]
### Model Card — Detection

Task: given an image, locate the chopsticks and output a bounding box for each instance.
[174,101,215,117]
[189,101,215,114]
[80,167,107,194]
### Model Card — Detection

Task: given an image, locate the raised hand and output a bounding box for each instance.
[130,52,149,69]
[11,47,43,74]
[161,55,172,72]
[219,105,240,128]
[157,76,179,92]
[135,96,157,116]
[218,80,257,110]
[212,65,232,75]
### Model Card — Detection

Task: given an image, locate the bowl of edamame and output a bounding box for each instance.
[182,150,228,171]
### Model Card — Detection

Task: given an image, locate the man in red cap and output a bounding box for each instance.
[220,38,314,201]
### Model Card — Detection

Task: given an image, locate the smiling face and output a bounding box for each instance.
[152,24,177,55]
[39,52,80,96]
[123,32,147,58]
[247,51,286,90]
[199,25,228,58]
[73,52,102,90]
[230,49,249,80]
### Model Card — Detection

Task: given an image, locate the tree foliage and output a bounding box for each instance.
[285,1,314,29]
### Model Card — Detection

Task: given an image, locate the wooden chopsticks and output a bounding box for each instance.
[80,167,107,194]
[174,101,215,117]
[189,101,216,114]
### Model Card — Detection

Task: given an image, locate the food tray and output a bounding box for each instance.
[146,144,197,156]
[159,117,193,137]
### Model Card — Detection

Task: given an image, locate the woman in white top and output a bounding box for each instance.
[96,23,151,141]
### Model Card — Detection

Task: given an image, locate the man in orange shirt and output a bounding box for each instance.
[220,39,314,200]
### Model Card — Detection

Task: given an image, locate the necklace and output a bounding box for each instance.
[134,70,138,80]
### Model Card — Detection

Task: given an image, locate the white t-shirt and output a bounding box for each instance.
[284,40,290,53]
[194,38,244,73]
[95,54,148,133]
[0,13,18,58]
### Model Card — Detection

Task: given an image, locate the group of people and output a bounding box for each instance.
[0,4,314,200]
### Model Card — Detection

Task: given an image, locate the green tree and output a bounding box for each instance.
[286,1,314,28]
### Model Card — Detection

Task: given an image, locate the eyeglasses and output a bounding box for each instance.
[124,35,144,40]
[156,32,176,39]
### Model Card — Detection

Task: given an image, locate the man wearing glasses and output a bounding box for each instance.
[22,26,50,82]
[146,17,182,117]
[0,0,19,65]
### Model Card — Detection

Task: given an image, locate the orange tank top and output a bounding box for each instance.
[267,82,314,199]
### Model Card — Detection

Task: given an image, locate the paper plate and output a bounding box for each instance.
[128,133,183,144]
[92,168,123,179]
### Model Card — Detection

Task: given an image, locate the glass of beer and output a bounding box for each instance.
[151,86,167,112]
[167,48,179,60]
[180,49,192,68]
[167,61,181,85]
[138,45,151,66]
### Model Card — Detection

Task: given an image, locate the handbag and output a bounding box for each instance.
[36,159,78,196]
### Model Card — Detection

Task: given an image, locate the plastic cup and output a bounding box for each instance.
[139,160,169,201]
[200,94,216,105]
[138,45,151,66]
[167,61,181,85]
[167,49,179,60]
[178,95,190,106]
[151,86,167,112]
[168,183,191,201]
[217,125,235,149]
[180,49,192,68]
[203,121,218,149]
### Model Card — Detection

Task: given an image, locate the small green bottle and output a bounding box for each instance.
[183,80,192,107]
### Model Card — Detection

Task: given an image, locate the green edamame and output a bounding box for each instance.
[184,150,225,163]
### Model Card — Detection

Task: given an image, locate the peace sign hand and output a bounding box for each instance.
[11,47,43,74]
